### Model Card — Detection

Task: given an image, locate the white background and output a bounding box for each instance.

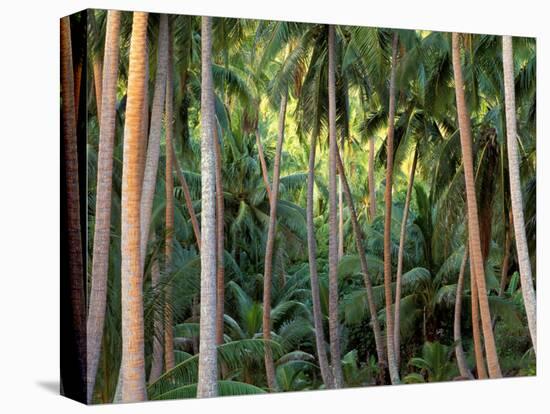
[0,0,547,412]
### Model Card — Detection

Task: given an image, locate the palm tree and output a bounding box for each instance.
[87,10,121,403]
[214,124,226,346]
[394,144,418,367]
[453,246,473,379]
[383,32,401,385]
[327,24,344,388]
[469,250,488,379]
[120,11,149,402]
[196,15,218,398]
[140,14,170,268]
[368,136,377,220]
[451,32,502,378]
[262,89,288,391]
[502,35,537,352]
[60,15,86,402]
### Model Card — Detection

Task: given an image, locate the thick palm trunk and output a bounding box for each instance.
[393,145,418,367]
[139,14,170,269]
[164,38,175,371]
[86,11,121,403]
[383,32,401,385]
[469,243,488,379]
[452,32,502,378]
[214,124,225,346]
[60,16,86,402]
[196,16,218,398]
[306,129,334,388]
[336,149,387,373]
[148,241,164,383]
[138,44,149,193]
[120,12,149,402]
[502,35,537,353]
[262,90,288,392]
[368,136,377,221]
[327,25,344,388]
[454,247,474,379]
[255,129,273,205]
[170,141,201,249]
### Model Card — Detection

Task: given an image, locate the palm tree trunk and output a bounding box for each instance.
[139,14,170,270]
[338,157,344,260]
[86,10,121,403]
[502,35,537,353]
[393,144,418,368]
[120,11,149,402]
[499,219,512,296]
[148,240,164,383]
[214,124,225,346]
[262,90,288,392]
[164,35,175,372]
[60,16,86,402]
[138,44,149,194]
[368,136,377,221]
[327,25,344,388]
[454,246,474,379]
[452,32,502,378]
[256,129,273,205]
[196,16,218,398]
[336,148,387,374]
[170,141,201,249]
[383,32,401,385]
[469,243,488,379]
[306,128,334,389]
[89,10,103,120]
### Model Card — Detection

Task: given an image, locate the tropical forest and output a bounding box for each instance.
[59,9,537,404]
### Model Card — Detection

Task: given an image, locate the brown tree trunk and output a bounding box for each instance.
[262,90,288,392]
[469,243,488,379]
[452,32,502,378]
[86,11,121,403]
[383,32,401,385]
[327,25,344,388]
[256,129,272,205]
[368,136,377,221]
[454,246,474,379]
[120,11,149,403]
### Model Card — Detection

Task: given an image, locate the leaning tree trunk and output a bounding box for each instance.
[60,16,86,403]
[262,90,288,392]
[336,148,387,374]
[213,124,226,346]
[469,245,488,379]
[306,128,334,389]
[139,14,169,270]
[452,32,502,378]
[454,246,474,379]
[256,129,273,205]
[196,15,218,398]
[368,136,377,221]
[327,25,344,388]
[164,36,175,371]
[502,35,537,353]
[383,32,401,385]
[120,11,149,403]
[393,144,418,368]
[86,10,121,403]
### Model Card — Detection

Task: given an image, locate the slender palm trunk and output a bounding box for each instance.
[148,238,164,383]
[86,11,121,403]
[368,136,377,221]
[306,129,334,389]
[256,129,273,205]
[139,14,170,269]
[393,145,418,367]
[164,37,175,371]
[262,90,288,392]
[338,157,344,260]
[60,16,86,402]
[89,10,103,120]
[454,246,474,379]
[383,32,401,385]
[499,220,512,296]
[120,12,149,403]
[170,141,201,249]
[196,16,218,398]
[327,25,344,388]
[469,243,488,379]
[502,35,537,353]
[336,148,387,373]
[214,125,225,346]
[452,32,502,378]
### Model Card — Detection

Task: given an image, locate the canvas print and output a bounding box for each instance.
[60,8,537,405]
